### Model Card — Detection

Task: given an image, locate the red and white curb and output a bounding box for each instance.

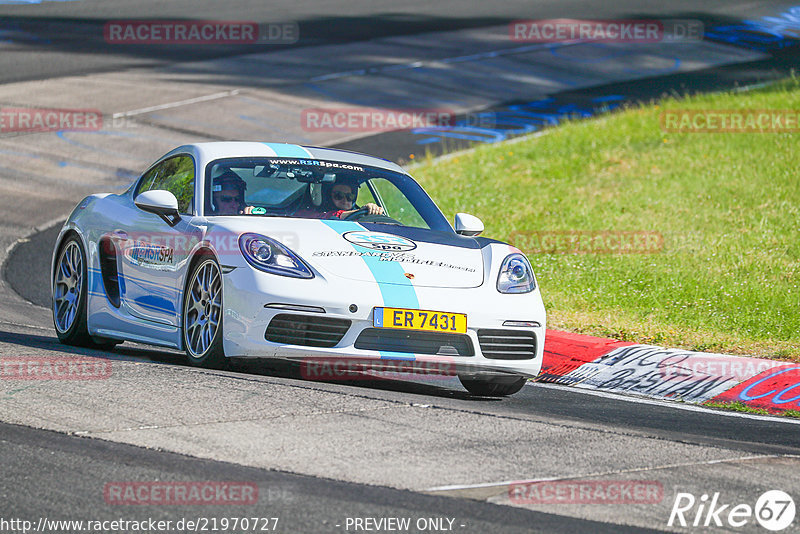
[539,330,800,414]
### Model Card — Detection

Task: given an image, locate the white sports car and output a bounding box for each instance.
[51,142,545,396]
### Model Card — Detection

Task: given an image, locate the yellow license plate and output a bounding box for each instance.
[373,307,467,334]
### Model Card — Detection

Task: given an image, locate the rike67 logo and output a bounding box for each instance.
[668,490,795,531]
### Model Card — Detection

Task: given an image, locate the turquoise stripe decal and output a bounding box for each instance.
[322,220,418,360]
[321,221,419,309]
[262,143,313,158]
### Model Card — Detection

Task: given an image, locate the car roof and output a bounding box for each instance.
[163,142,407,175]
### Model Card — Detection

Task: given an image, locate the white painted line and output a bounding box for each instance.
[74,404,402,436]
[438,42,566,64]
[112,89,241,118]
[426,453,799,493]
[531,382,800,425]
[404,129,552,171]
[404,114,617,171]
[0,319,51,331]
[309,42,561,82]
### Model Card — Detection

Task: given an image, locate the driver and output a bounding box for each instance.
[325,179,383,219]
[211,170,251,215]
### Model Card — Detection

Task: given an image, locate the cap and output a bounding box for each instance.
[212,170,247,193]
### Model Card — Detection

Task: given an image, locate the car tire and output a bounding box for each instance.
[53,235,94,346]
[182,255,227,369]
[458,374,528,397]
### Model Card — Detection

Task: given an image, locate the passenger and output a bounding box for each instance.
[320,179,383,219]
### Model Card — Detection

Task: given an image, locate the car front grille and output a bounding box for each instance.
[477,329,537,360]
[265,314,351,348]
[354,328,474,356]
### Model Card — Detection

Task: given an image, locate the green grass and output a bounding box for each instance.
[411,77,800,360]
[703,401,800,419]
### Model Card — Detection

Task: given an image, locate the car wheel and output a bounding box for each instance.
[53,236,93,346]
[459,374,528,397]
[182,255,226,369]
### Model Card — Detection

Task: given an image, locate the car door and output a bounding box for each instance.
[116,154,200,326]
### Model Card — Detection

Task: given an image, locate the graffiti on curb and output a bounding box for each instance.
[558,345,787,403]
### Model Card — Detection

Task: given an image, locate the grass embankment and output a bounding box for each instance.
[702,401,800,419]
[412,77,800,360]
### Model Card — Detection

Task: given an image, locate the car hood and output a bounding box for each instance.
[207,218,485,288]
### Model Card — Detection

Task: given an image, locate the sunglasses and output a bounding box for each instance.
[332,191,356,202]
[216,195,239,203]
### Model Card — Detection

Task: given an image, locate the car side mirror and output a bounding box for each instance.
[135,190,181,226]
[454,213,484,236]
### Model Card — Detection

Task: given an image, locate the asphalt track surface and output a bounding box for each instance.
[1,327,799,532]
[4,422,642,534]
[2,1,800,532]
[0,0,794,83]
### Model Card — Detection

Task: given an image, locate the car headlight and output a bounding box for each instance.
[238,233,313,279]
[497,253,535,293]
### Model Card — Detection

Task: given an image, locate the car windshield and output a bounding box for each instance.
[204,157,451,231]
